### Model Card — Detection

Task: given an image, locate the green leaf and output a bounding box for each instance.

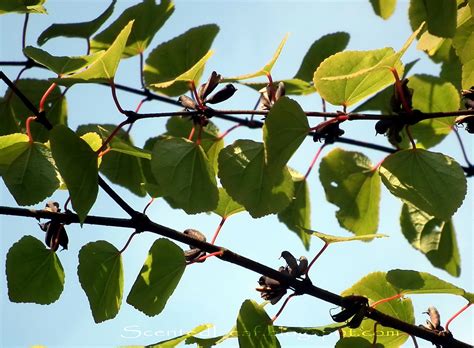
[0,0,46,14]
[164,117,223,172]
[0,98,20,135]
[77,124,148,196]
[3,142,59,206]
[353,59,419,113]
[218,140,294,218]
[277,171,311,250]
[407,74,460,148]
[78,241,123,323]
[341,272,414,347]
[127,239,186,317]
[4,79,67,143]
[400,203,461,277]
[379,149,467,220]
[213,187,245,218]
[37,0,116,45]
[295,32,350,81]
[319,148,381,235]
[151,137,218,214]
[236,299,280,348]
[314,47,399,106]
[149,50,214,90]
[263,97,309,170]
[141,136,163,197]
[144,24,219,96]
[452,16,474,88]
[24,46,106,76]
[91,0,174,58]
[6,236,64,304]
[50,125,98,222]
[54,21,134,86]
[147,324,212,348]
[224,34,288,81]
[369,0,397,20]
[409,0,457,38]
[274,323,345,336]
[440,53,463,90]
[386,269,465,296]
[0,133,29,174]
[303,229,387,244]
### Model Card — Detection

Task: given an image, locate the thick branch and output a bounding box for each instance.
[0,205,471,348]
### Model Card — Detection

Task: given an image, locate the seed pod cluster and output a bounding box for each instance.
[38,201,68,251]
[420,306,453,345]
[455,87,474,133]
[259,82,286,110]
[312,120,345,144]
[255,251,307,304]
[330,295,369,329]
[390,78,413,114]
[183,229,206,263]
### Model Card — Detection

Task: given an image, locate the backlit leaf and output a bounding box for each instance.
[409,0,457,37]
[54,21,134,86]
[379,149,467,220]
[37,0,116,45]
[213,187,245,218]
[148,324,212,348]
[127,239,186,316]
[90,0,174,58]
[236,300,280,348]
[50,125,98,222]
[218,140,293,218]
[144,24,219,96]
[263,97,309,170]
[6,236,64,304]
[78,241,123,323]
[151,137,218,214]
[369,0,397,20]
[303,229,387,244]
[386,269,464,295]
[3,142,59,206]
[341,272,414,347]
[319,148,381,235]
[0,133,29,174]
[0,0,46,14]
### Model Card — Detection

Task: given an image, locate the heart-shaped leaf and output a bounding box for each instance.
[213,187,245,218]
[0,133,29,174]
[127,238,186,316]
[78,240,123,323]
[6,236,64,304]
[319,148,381,235]
[379,149,467,220]
[151,137,219,214]
[218,140,293,218]
[263,97,309,170]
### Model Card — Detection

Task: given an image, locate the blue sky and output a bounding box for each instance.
[0,1,473,347]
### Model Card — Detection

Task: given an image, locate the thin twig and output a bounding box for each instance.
[453,127,473,167]
[22,14,29,51]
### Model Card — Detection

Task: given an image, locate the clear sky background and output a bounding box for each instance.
[0,1,473,347]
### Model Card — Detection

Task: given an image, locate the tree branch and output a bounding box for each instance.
[0,205,471,348]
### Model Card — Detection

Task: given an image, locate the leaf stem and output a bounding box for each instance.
[210,217,227,245]
[188,126,196,140]
[272,293,296,322]
[453,127,473,167]
[25,116,37,143]
[411,335,419,348]
[405,125,417,150]
[139,52,145,89]
[373,322,379,346]
[390,67,412,113]
[217,124,242,140]
[96,119,131,155]
[189,80,202,108]
[305,242,329,276]
[39,82,57,112]
[195,250,224,263]
[370,293,403,308]
[22,14,29,51]
[110,79,125,114]
[304,143,326,180]
[119,230,140,254]
[143,197,155,214]
[445,302,472,332]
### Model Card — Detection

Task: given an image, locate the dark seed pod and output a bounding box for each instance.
[178,95,197,110]
[205,84,237,104]
[280,251,298,274]
[313,122,345,144]
[44,201,60,213]
[375,119,392,135]
[331,295,368,325]
[40,221,68,251]
[198,71,222,101]
[297,256,308,275]
[455,115,474,133]
[183,229,206,262]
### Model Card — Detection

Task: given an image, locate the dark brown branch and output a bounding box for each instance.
[0,205,471,348]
